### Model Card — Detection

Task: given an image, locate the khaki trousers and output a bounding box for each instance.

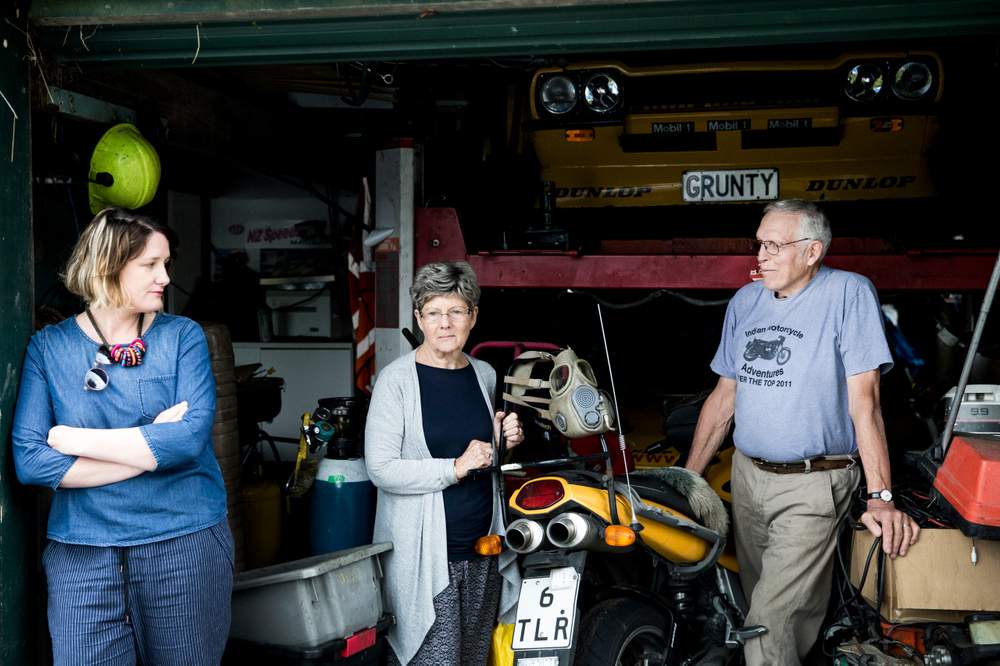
[731,449,860,666]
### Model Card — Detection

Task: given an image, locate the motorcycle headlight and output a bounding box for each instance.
[844,63,884,102]
[583,73,622,113]
[540,75,577,115]
[892,61,934,100]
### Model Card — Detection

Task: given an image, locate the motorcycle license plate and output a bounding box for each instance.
[512,567,580,651]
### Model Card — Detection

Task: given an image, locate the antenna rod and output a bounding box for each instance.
[596,302,639,527]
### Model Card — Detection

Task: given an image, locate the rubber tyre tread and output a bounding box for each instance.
[212,430,240,458]
[574,597,670,666]
[211,359,235,376]
[215,378,237,398]
[200,322,233,355]
[212,418,239,438]
[216,394,238,423]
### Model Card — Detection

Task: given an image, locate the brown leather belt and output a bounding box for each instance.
[752,455,857,474]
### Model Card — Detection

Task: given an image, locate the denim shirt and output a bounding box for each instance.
[12,313,227,546]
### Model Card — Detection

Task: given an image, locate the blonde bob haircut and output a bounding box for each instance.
[62,207,172,309]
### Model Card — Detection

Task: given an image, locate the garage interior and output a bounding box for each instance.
[4,1,1000,663]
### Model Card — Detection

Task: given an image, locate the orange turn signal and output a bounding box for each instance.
[475,534,503,556]
[604,525,636,548]
[564,129,595,142]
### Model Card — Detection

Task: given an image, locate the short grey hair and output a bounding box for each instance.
[762,199,832,259]
[410,261,481,312]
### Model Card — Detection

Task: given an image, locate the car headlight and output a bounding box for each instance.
[844,63,884,102]
[583,73,622,113]
[892,61,934,100]
[540,75,578,115]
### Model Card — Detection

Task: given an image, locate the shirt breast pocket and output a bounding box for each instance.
[138,375,178,421]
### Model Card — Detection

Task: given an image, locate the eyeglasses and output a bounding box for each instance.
[752,237,813,256]
[419,307,473,324]
[84,346,113,391]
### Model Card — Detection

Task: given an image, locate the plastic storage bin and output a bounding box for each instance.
[230,542,392,649]
[225,614,393,665]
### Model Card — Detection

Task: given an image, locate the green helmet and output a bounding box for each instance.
[88,123,161,214]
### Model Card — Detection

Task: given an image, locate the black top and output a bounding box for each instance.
[416,362,493,561]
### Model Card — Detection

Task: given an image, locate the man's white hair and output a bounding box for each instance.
[763,199,832,260]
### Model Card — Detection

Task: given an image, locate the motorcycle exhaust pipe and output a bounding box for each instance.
[546,512,607,550]
[505,519,546,554]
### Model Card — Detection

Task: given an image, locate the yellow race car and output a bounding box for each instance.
[529,51,941,209]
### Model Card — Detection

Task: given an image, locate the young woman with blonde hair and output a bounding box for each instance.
[13,207,232,665]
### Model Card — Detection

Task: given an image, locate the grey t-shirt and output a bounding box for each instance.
[710,266,893,461]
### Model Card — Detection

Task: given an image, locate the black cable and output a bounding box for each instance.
[831,531,884,628]
[566,288,730,309]
[874,547,887,638]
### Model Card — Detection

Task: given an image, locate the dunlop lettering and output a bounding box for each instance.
[805,175,916,192]
[555,186,653,199]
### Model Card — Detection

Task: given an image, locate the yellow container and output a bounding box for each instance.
[240,480,283,570]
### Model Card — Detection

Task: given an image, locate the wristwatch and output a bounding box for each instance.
[867,489,893,502]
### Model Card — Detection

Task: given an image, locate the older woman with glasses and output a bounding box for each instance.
[365,261,524,666]
[12,207,232,665]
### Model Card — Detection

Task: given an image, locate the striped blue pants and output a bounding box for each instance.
[44,520,234,666]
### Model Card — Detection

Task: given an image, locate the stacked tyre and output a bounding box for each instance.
[201,322,246,572]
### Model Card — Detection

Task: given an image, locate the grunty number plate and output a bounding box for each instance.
[682,168,779,202]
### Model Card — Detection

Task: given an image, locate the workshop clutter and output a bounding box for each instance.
[201,324,386,663]
[832,381,1000,663]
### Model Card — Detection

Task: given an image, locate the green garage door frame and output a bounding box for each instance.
[29,0,1000,67]
[0,1,33,664]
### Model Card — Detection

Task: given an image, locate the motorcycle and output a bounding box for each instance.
[491,357,765,666]
[742,335,790,365]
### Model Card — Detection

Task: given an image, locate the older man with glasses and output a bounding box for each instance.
[685,199,920,665]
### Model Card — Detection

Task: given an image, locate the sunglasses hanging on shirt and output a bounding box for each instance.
[84,345,113,391]
[83,310,147,392]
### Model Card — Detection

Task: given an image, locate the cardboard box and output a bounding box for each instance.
[849,528,1000,623]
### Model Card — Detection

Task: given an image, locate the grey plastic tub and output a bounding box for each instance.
[230,542,392,649]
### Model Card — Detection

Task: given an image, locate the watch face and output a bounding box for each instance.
[880,489,893,502]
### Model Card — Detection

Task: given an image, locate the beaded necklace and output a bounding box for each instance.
[85,309,147,367]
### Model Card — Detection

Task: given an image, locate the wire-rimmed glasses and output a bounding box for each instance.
[752,237,813,255]
[419,307,473,324]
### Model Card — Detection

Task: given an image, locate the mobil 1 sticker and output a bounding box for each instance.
[683,168,779,203]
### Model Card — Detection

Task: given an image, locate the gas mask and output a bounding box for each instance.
[504,347,616,440]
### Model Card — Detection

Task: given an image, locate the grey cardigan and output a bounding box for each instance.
[364,351,521,665]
